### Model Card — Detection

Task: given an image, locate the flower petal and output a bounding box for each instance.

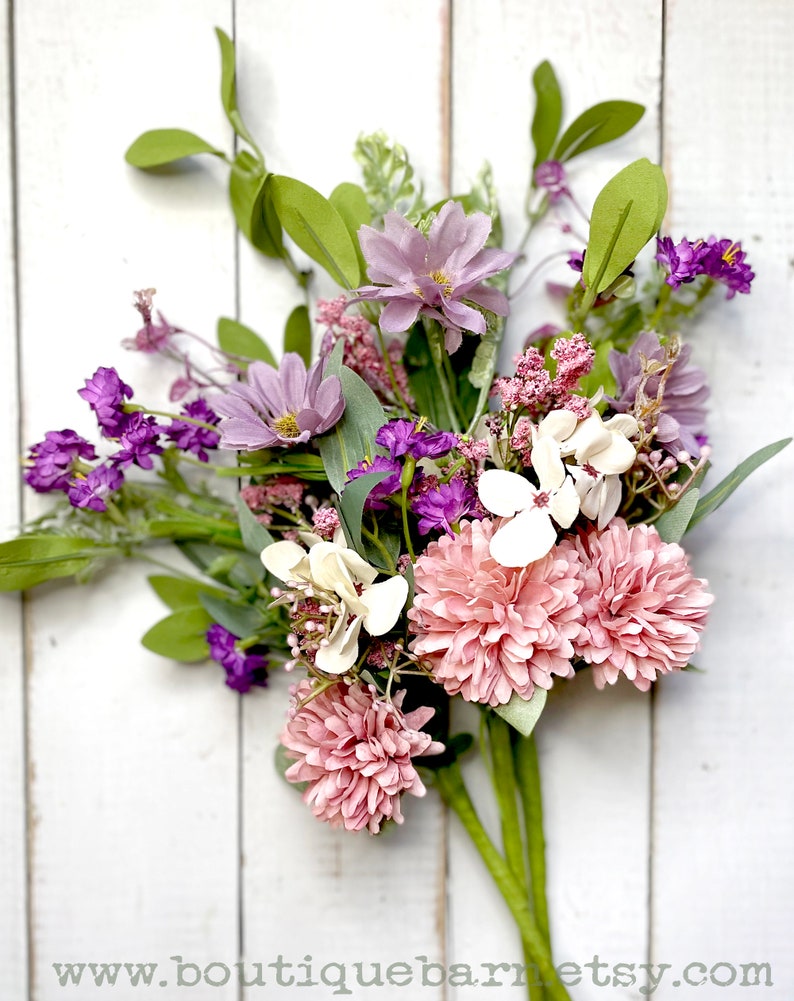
[489,508,558,567]
[360,574,409,636]
[530,435,565,491]
[549,476,580,528]
[478,468,535,517]
[380,297,423,333]
[261,540,308,582]
[315,615,363,674]
[537,409,579,442]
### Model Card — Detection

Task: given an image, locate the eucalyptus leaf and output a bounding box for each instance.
[269,175,360,289]
[337,470,393,557]
[228,154,284,258]
[283,304,312,365]
[125,129,224,168]
[688,438,791,530]
[582,158,667,294]
[147,574,232,611]
[236,495,275,556]
[654,487,700,544]
[493,688,547,738]
[553,100,645,162]
[217,316,276,366]
[531,61,563,168]
[141,606,214,662]
[215,27,258,150]
[468,334,499,389]
[198,593,263,638]
[0,536,99,591]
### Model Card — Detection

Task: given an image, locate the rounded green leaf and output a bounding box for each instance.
[217,316,277,366]
[283,305,312,365]
[531,61,563,168]
[141,607,214,662]
[125,129,224,168]
[228,154,284,258]
[553,101,645,162]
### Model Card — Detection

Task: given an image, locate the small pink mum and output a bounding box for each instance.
[280,680,443,834]
[558,519,713,690]
[408,518,585,706]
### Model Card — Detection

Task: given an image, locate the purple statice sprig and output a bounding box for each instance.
[78,366,134,438]
[375,418,458,461]
[206,624,268,694]
[412,477,481,536]
[24,430,97,493]
[66,463,125,513]
[655,235,754,298]
[165,398,221,463]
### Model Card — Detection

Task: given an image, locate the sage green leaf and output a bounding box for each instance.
[493,689,547,738]
[269,175,361,289]
[654,487,700,544]
[329,181,371,275]
[338,470,393,557]
[236,495,275,556]
[318,343,387,494]
[688,438,791,530]
[198,593,263,638]
[576,338,616,400]
[217,316,276,367]
[553,100,645,162]
[468,334,499,389]
[283,304,312,366]
[125,129,224,168]
[531,61,563,168]
[147,574,232,611]
[0,536,99,591]
[582,158,667,294]
[228,153,284,258]
[141,607,214,662]
[215,27,258,150]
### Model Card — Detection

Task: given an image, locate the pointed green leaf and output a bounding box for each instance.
[531,61,563,168]
[283,304,312,366]
[217,316,277,366]
[329,181,371,275]
[553,100,645,162]
[228,154,284,258]
[338,470,393,556]
[654,487,700,544]
[269,175,361,288]
[236,495,275,556]
[215,27,258,150]
[582,158,667,294]
[0,536,99,591]
[147,574,232,611]
[141,606,214,662]
[125,129,224,168]
[198,593,263,638]
[493,689,547,738]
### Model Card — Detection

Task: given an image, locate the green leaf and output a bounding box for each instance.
[582,158,667,294]
[338,470,393,556]
[141,606,214,662]
[654,487,700,544]
[228,154,284,258]
[688,438,791,530]
[468,334,499,390]
[531,61,563,169]
[493,689,547,738]
[283,304,312,366]
[215,27,258,150]
[275,743,307,792]
[329,181,371,276]
[553,101,645,162]
[198,593,263,638]
[318,343,387,495]
[217,316,276,367]
[577,338,616,400]
[147,574,231,611]
[0,536,99,591]
[269,175,360,288]
[125,129,224,168]
[236,495,275,556]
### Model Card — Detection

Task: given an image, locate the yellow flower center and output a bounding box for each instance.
[427,269,454,297]
[721,242,738,265]
[273,412,301,438]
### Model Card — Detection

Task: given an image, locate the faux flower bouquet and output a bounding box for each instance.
[2,34,788,1001]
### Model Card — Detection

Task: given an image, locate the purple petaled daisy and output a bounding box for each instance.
[345,455,406,510]
[66,463,124,513]
[353,200,517,354]
[412,478,481,536]
[109,412,164,470]
[698,237,755,298]
[533,160,569,204]
[166,398,221,462]
[212,354,345,451]
[608,331,710,457]
[24,430,97,493]
[206,624,268,694]
[78,367,134,437]
[375,419,458,461]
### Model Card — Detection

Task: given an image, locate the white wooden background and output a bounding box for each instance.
[2,2,793,999]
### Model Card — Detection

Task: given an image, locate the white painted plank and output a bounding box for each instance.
[654,2,794,995]
[236,4,450,996]
[0,3,28,997]
[15,6,242,998]
[450,3,662,996]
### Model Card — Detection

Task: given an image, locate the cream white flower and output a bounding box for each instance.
[261,534,408,675]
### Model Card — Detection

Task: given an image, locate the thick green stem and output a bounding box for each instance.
[434,763,572,1001]
[515,734,551,948]
[425,324,461,433]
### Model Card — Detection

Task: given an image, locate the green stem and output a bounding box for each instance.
[434,763,572,1001]
[425,323,461,434]
[375,326,413,416]
[360,524,396,573]
[515,734,551,948]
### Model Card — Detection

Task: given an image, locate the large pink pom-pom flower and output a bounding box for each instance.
[280,680,444,834]
[408,518,585,706]
[558,519,713,690]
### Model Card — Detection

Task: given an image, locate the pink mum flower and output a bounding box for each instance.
[281,680,444,834]
[558,519,713,690]
[408,518,585,706]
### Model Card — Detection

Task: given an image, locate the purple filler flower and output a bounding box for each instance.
[166,398,221,462]
[354,200,517,354]
[533,160,569,204]
[655,236,704,288]
[206,624,268,694]
[608,331,710,457]
[345,455,405,510]
[212,354,345,451]
[699,238,755,298]
[24,430,97,493]
[375,419,458,461]
[109,412,164,470]
[66,463,124,513]
[78,367,134,437]
[413,479,481,536]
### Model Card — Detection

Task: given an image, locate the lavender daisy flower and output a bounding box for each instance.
[66,463,124,513]
[212,354,345,451]
[413,478,481,536]
[354,200,517,353]
[24,430,97,493]
[376,419,458,460]
[78,367,134,437]
[110,412,164,470]
[346,455,405,510]
[206,624,268,694]
[608,331,710,457]
[166,398,220,462]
